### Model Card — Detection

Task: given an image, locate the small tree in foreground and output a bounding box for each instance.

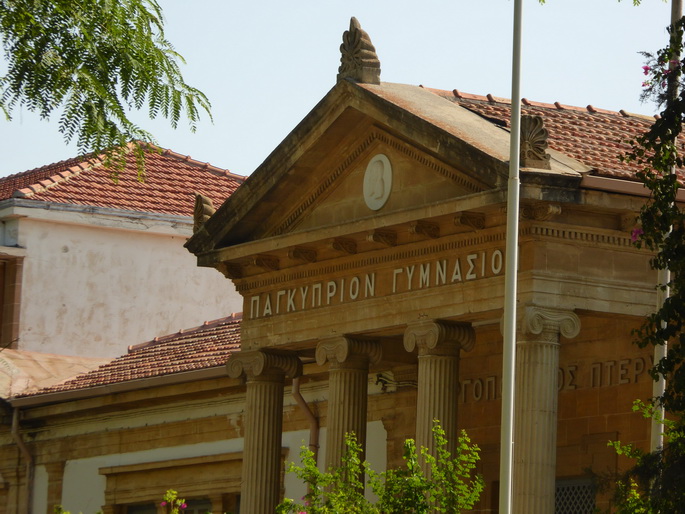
[277,421,484,514]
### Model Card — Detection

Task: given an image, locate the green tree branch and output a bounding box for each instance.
[0,0,212,175]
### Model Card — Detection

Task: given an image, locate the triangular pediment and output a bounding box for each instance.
[267,126,490,238]
[186,80,515,257]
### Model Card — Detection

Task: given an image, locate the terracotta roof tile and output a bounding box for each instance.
[1,144,246,216]
[22,315,242,396]
[422,88,663,180]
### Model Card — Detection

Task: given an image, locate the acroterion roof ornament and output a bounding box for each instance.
[520,115,551,170]
[337,17,381,85]
[193,193,215,234]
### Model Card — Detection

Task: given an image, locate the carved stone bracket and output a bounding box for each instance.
[193,193,215,234]
[520,306,581,342]
[316,336,382,369]
[520,115,551,170]
[252,254,280,271]
[227,349,302,380]
[331,237,357,255]
[620,212,638,232]
[521,202,561,221]
[409,220,440,239]
[367,228,397,247]
[216,262,243,279]
[288,246,317,263]
[337,17,381,85]
[403,319,475,356]
[454,212,485,230]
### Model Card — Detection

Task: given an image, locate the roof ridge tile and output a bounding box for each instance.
[486,93,510,104]
[586,104,619,115]
[128,313,243,353]
[12,164,89,198]
[453,89,490,102]
[445,87,651,121]
[160,147,247,181]
[522,98,557,109]
[619,109,659,121]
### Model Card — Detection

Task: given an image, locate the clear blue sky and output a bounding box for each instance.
[0,0,674,177]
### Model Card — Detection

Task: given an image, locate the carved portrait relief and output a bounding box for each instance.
[363,154,392,210]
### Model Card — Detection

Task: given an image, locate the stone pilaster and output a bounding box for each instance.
[513,306,580,514]
[208,493,224,514]
[227,350,301,514]
[45,461,65,513]
[404,319,475,460]
[316,336,381,470]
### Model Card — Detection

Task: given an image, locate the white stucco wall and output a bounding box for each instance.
[2,202,242,358]
[61,439,244,514]
[32,465,48,514]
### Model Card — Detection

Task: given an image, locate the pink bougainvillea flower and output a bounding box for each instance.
[180,503,187,509]
[631,227,644,242]
[643,65,651,75]
[160,501,167,507]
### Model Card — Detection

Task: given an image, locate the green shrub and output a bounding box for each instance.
[278,421,484,513]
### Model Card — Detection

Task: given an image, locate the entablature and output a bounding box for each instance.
[199,189,508,281]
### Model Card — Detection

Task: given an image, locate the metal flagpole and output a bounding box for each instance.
[498,0,523,512]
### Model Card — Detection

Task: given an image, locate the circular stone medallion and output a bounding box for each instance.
[363,154,392,211]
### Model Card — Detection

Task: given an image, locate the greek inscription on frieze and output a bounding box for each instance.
[248,248,504,319]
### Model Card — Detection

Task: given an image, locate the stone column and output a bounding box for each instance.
[404,319,475,462]
[227,349,301,514]
[316,336,381,470]
[513,306,580,513]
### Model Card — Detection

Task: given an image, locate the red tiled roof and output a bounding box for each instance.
[0,144,246,216]
[26,315,242,396]
[423,87,660,180]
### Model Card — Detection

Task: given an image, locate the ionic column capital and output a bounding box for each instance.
[226,349,302,381]
[316,336,382,369]
[519,306,581,342]
[403,319,475,356]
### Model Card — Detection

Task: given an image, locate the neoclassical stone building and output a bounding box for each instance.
[183,19,661,514]
[1,18,667,514]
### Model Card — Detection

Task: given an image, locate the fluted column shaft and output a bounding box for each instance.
[227,350,301,514]
[513,306,580,514]
[316,337,381,470]
[404,320,475,462]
